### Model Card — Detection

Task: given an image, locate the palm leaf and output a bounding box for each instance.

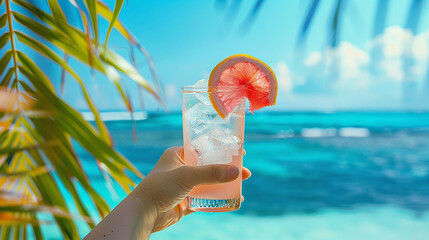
[0,14,7,28]
[24,127,89,235]
[60,53,67,95]
[97,0,161,99]
[12,225,20,239]
[2,0,162,239]
[0,166,49,177]
[4,0,18,79]
[0,204,92,223]
[100,48,160,101]
[104,0,124,52]
[20,64,141,187]
[75,0,96,73]
[296,0,320,48]
[238,0,265,34]
[330,0,344,47]
[0,32,10,50]
[12,5,160,103]
[84,0,98,43]
[11,44,55,92]
[47,0,67,24]
[31,213,43,240]
[0,214,41,225]
[102,61,134,113]
[0,50,12,76]
[15,31,111,144]
[21,121,97,229]
[97,1,131,40]
[0,144,46,156]
[12,10,103,70]
[1,225,11,239]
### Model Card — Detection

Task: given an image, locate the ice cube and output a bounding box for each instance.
[191,134,222,166]
[190,128,242,166]
[191,134,211,157]
[197,107,231,125]
[193,79,211,105]
[182,92,199,109]
[185,103,210,134]
[198,150,232,166]
[185,103,231,135]
[209,128,242,156]
[193,79,208,88]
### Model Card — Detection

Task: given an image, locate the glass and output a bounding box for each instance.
[182,85,246,212]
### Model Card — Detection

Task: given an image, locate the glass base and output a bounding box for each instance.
[186,196,241,212]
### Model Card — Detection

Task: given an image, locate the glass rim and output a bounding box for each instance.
[181,85,246,93]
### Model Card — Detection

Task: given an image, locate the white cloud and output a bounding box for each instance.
[304,52,322,67]
[337,42,370,80]
[276,61,293,93]
[294,42,371,96]
[308,42,370,80]
[280,26,429,110]
[367,26,429,82]
[368,26,428,60]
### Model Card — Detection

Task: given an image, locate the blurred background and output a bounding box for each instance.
[83,1,429,239]
[68,0,429,113]
[2,0,429,239]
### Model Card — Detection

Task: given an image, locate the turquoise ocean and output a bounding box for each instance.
[43,112,429,239]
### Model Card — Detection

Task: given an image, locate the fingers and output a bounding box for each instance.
[164,146,183,159]
[175,147,184,160]
[172,164,240,189]
[152,147,185,173]
[184,208,195,217]
[242,167,251,181]
[164,147,250,185]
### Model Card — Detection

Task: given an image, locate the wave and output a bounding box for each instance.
[300,127,370,138]
[81,111,148,121]
[274,129,295,138]
[339,127,370,137]
[301,128,337,138]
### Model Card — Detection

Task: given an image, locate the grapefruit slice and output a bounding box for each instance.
[208,54,277,118]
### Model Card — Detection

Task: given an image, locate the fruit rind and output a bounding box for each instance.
[208,54,278,118]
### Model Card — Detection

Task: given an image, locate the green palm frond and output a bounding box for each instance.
[329,0,344,48]
[0,0,160,239]
[83,0,99,44]
[296,0,320,49]
[104,0,124,53]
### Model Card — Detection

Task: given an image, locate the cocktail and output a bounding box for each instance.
[182,54,277,212]
[182,82,246,211]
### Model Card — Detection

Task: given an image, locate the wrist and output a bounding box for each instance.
[129,187,158,233]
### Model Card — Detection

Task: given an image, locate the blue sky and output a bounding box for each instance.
[11,0,429,112]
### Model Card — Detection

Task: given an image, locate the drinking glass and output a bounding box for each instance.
[182,85,245,212]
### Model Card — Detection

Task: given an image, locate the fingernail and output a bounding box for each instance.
[228,166,239,180]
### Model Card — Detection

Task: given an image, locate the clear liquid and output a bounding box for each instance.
[182,92,245,212]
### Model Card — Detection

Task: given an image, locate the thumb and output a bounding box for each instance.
[172,164,240,189]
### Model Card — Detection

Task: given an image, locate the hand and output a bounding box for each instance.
[131,146,251,233]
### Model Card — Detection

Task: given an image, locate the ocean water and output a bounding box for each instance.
[42,112,429,239]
